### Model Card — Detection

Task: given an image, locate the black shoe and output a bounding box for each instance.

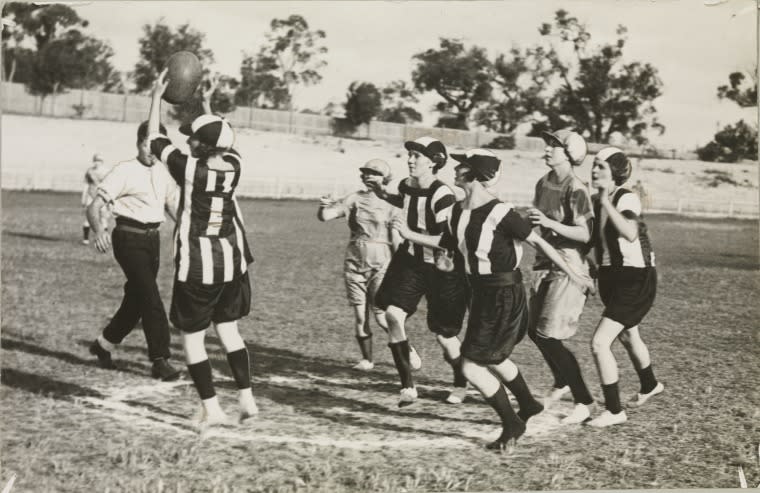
[517,400,545,423]
[151,358,181,381]
[486,420,526,452]
[89,340,117,370]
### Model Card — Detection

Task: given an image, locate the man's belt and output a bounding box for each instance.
[115,217,161,234]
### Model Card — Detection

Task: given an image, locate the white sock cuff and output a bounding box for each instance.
[97,335,115,352]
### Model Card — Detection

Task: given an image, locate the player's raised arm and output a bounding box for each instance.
[201,75,219,115]
[365,176,404,208]
[317,194,350,222]
[148,68,169,136]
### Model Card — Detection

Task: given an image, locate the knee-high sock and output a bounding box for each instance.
[602,382,622,414]
[535,337,593,405]
[356,335,372,362]
[443,352,467,388]
[484,385,523,437]
[503,371,544,422]
[529,331,567,389]
[226,348,251,390]
[187,360,215,400]
[389,340,413,389]
[636,365,658,394]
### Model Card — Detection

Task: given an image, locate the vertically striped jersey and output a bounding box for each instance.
[399,178,456,264]
[447,199,532,276]
[149,135,254,285]
[594,188,655,268]
[532,172,594,270]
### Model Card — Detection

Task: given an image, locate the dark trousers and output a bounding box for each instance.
[102,225,171,360]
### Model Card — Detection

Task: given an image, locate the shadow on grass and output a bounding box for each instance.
[3,337,147,377]
[2,230,63,242]
[1,367,103,398]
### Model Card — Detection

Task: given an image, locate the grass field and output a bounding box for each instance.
[1,190,759,492]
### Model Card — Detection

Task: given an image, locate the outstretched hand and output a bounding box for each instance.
[202,74,220,102]
[152,68,170,98]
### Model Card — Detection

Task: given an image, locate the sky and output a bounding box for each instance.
[70,0,757,151]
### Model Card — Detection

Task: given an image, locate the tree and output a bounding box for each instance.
[244,14,328,110]
[378,80,422,124]
[474,46,553,133]
[344,81,382,128]
[696,120,757,163]
[234,53,289,109]
[133,19,214,94]
[717,70,757,108]
[534,10,665,145]
[411,38,492,130]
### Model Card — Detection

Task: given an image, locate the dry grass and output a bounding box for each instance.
[1,191,759,492]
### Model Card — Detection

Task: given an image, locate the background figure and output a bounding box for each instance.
[86,122,181,382]
[148,71,258,426]
[317,159,421,371]
[632,180,650,211]
[81,152,111,244]
[527,129,596,425]
[588,147,664,428]
[367,137,469,408]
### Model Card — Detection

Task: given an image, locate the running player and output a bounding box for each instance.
[317,159,421,371]
[147,70,258,426]
[527,129,596,425]
[365,137,469,407]
[81,153,111,244]
[392,148,594,450]
[587,147,664,428]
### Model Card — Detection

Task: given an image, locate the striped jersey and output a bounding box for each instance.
[149,135,254,285]
[447,199,532,276]
[398,178,456,264]
[593,188,655,268]
[532,171,594,270]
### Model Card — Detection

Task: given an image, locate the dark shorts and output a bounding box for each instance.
[462,274,529,365]
[598,266,657,328]
[374,251,467,338]
[170,272,252,333]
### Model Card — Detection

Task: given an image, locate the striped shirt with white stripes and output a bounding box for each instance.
[398,178,456,264]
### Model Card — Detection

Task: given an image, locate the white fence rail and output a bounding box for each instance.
[2,171,757,218]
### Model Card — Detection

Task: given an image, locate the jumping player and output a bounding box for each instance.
[147,70,258,426]
[527,129,596,425]
[81,153,111,244]
[317,159,422,371]
[587,147,664,428]
[365,137,469,407]
[392,148,594,450]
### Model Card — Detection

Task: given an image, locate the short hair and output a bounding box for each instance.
[607,152,632,186]
[137,121,167,144]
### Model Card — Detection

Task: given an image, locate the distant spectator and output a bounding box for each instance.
[632,180,650,211]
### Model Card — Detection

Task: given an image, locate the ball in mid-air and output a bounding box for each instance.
[163,51,202,104]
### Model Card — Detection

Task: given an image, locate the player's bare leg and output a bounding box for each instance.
[352,303,374,371]
[385,305,416,407]
[183,329,229,426]
[489,358,544,423]
[214,321,258,422]
[436,334,468,404]
[376,310,421,370]
[589,318,628,427]
[618,326,664,407]
[462,358,524,451]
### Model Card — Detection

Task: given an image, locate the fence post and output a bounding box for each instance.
[122,93,128,122]
[676,198,684,214]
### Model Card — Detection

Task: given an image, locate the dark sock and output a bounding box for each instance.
[602,382,622,414]
[187,360,216,400]
[484,385,525,441]
[389,340,413,389]
[538,338,594,405]
[83,226,90,240]
[504,371,544,422]
[443,353,468,388]
[637,365,658,394]
[356,335,373,362]
[530,331,567,388]
[226,348,251,390]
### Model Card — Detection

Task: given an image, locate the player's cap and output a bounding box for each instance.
[180,114,235,149]
[596,146,624,162]
[451,148,502,187]
[92,153,103,163]
[404,137,447,167]
[359,159,391,178]
[541,129,587,166]
[596,146,631,185]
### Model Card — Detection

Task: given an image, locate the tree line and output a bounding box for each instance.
[1,4,755,161]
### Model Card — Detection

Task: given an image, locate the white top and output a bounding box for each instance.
[97,158,178,224]
[600,190,650,267]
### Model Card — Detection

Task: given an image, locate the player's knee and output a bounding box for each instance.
[590,335,609,356]
[617,330,632,347]
[384,306,405,328]
[214,321,245,353]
